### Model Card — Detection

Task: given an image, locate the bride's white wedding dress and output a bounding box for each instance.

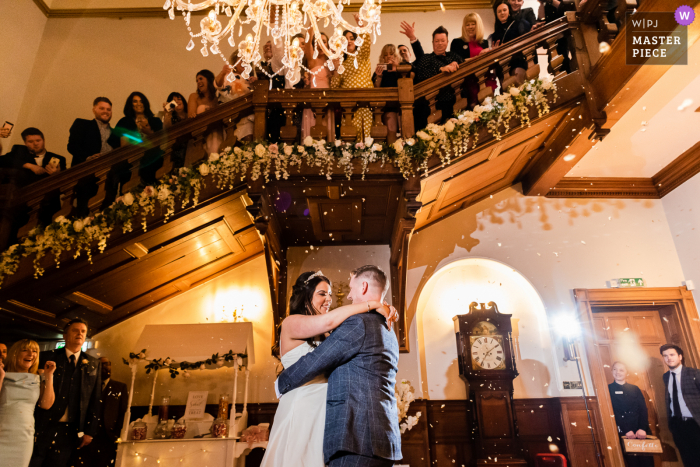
[261,342,327,467]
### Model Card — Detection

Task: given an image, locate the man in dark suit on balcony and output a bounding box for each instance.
[67,97,121,216]
[74,356,128,467]
[1,127,67,185]
[660,344,700,466]
[30,318,102,467]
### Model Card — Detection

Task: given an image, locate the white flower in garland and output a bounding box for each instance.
[416,131,430,140]
[304,136,314,146]
[123,192,135,206]
[198,163,210,176]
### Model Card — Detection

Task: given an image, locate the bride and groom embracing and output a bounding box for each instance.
[261,265,402,467]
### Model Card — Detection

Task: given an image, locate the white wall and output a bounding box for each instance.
[92,256,280,406]
[9,9,496,165]
[0,0,48,149]
[662,172,700,303]
[402,184,686,399]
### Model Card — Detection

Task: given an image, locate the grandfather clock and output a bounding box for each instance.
[453,302,526,466]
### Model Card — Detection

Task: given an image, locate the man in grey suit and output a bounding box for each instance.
[277,265,402,467]
[661,344,700,466]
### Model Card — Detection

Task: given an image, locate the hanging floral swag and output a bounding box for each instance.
[0,76,556,288]
[123,349,247,379]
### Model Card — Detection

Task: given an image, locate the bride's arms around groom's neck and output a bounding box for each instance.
[282,301,390,342]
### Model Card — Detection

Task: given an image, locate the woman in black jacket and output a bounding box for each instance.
[608,361,654,467]
[115,92,164,185]
[491,0,532,86]
[450,13,497,109]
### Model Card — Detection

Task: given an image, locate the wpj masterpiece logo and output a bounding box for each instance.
[625,7,692,65]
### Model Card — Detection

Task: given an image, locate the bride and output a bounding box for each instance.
[261,270,394,467]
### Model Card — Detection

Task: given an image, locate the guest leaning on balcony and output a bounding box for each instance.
[491,0,532,87]
[0,340,56,467]
[114,92,164,186]
[163,92,189,169]
[68,97,121,216]
[372,44,402,142]
[1,127,66,187]
[188,69,224,155]
[412,26,464,130]
[331,14,373,141]
[450,13,498,109]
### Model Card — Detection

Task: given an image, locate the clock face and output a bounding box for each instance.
[470,335,506,370]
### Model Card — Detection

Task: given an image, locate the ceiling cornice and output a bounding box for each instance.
[32,0,491,17]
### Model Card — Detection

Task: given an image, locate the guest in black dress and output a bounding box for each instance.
[491,0,532,87]
[372,44,402,142]
[114,92,164,187]
[162,92,189,169]
[609,361,654,467]
[412,26,464,130]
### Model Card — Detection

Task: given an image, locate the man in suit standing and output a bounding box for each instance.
[30,318,102,467]
[1,127,67,187]
[277,265,402,466]
[75,356,128,467]
[67,97,121,216]
[660,344,700,466]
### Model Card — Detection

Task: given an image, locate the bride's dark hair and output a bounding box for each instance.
[288,271,331,348]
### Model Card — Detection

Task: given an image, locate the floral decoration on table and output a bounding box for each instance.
[123,349,247,379]
[0,76,556,288]
[396,379,421,434]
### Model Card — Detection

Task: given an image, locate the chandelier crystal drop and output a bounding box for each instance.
[165,0,382,84]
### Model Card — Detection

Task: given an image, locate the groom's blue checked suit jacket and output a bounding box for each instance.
[277,311,402,463]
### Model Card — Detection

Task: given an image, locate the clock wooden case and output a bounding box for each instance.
[453,301,526,466]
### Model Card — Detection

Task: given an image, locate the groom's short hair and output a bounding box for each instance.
[351,265,389,296]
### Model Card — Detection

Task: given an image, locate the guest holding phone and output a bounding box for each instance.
[608,361,654,467]
[372,44,402,142]
[0,340,56,467]
[114,92,164,185]
[1,128,66,187]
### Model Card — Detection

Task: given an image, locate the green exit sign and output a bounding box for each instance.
[619,278,645,287]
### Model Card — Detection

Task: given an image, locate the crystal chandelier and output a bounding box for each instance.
[164,0,382,85]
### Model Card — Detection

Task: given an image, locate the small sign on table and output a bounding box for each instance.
[184,391,209,419]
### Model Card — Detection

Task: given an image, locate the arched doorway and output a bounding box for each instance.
[414,257,558,400]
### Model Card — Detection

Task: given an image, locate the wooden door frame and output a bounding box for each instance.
[573,286,700,467]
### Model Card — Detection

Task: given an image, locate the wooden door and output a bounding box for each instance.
[591,310,678,466]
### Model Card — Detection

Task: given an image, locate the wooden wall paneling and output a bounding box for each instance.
[559,397,605,467]
[426,400,474,466]
[396,400,431,467]
[515,398,569,463]
[653,141,700,198]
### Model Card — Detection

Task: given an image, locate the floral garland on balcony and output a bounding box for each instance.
[0,76,556,287]
[123,349,247,379]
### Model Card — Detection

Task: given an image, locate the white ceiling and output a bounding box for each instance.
[567,40,700,178]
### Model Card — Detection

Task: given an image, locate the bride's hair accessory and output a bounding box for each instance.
[304,271,324,284]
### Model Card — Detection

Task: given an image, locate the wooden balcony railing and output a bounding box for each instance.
[0,18,575,251]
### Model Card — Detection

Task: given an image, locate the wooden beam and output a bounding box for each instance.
[653,141,700,197]
[521,104,593,196]
[545,177,659,198]
[390,176,421,353]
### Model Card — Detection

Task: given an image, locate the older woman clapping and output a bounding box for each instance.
[0,340,56,467]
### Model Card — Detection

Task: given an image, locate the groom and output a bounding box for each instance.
[276,265,402,466]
